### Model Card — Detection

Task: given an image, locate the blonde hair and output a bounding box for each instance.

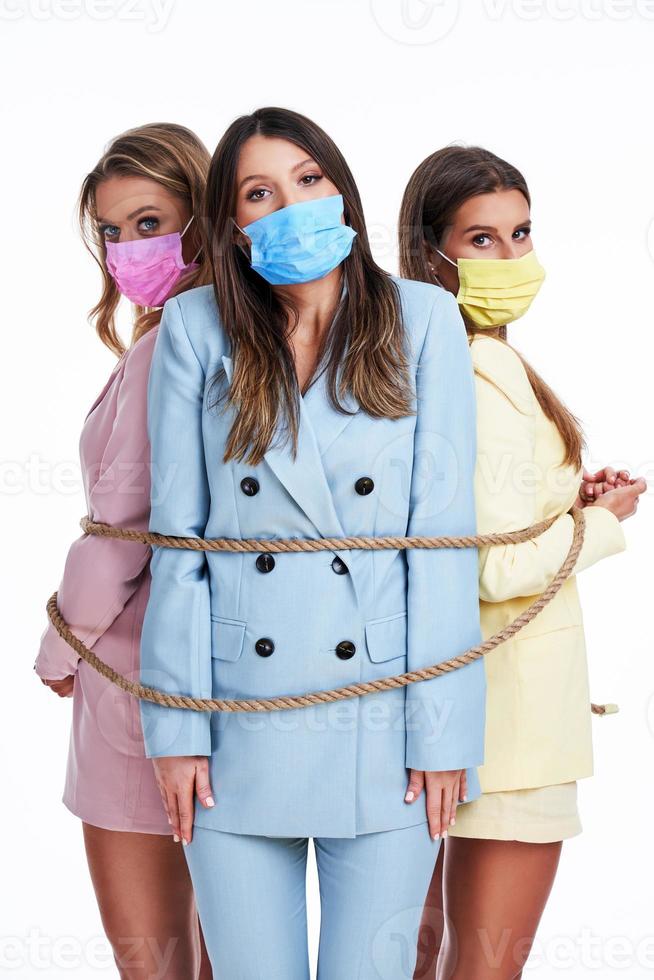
[78,122,212,356]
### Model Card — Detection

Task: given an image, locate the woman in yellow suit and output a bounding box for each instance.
[399,146,647,979]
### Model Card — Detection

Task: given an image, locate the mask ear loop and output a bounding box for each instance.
[231,216,252,261]
[434,247,458,269]
[180,214,203,264]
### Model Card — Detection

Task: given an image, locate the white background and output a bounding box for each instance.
[2,0,653,976]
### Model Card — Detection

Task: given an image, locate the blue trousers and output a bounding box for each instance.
[183,821,440,979]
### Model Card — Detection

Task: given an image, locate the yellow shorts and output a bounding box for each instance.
[449,782,582,843]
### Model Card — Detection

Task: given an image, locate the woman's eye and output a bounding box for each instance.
[513,226,531,240]
[138,216,159,233]
[472,234,492,247]
[300,173,322,186]
[100,224,120,240]
[246,187,271,201]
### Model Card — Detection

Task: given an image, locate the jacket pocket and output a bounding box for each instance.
[210,615,246,662]
[364,610,407,663]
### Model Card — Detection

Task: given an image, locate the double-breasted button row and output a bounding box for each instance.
[254,637,356,660]
[241,474,374,498]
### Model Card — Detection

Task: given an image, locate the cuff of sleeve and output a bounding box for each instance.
[140,703,212,759]
[576,504,627,571]
[34,625,81,680]
[404,662,487,772]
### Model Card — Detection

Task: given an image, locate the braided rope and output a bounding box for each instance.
[45,506,614,715]
[79,513,559,552]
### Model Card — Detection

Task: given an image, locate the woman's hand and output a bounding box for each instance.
[40,675,75,697]
[151,755,215,845]
[404,768,467,839]
[577,466,632,505]
[590,477,647,521]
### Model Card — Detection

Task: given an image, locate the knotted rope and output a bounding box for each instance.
[45,505,616,715]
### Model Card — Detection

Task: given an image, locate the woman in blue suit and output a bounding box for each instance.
[139,107,486,979]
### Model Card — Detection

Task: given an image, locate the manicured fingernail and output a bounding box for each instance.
[461,795,468,802]
[182,838,188,846]
[206,796,215,807]
[442,830,448,838]
[450,817,456,826]
[432,832,439,839]
[173,834,180,842]
[405,791,414,803]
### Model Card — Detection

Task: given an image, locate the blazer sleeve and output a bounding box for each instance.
[139,297,212,759]
[404,290,487,773]
[34,339,154,681]
[473,343,627,604]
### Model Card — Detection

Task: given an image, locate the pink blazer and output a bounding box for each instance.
[35,325,170,834]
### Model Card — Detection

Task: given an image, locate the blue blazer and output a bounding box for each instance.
[139,277,486,838]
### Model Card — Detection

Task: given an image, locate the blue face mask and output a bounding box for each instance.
[239,193,357,286]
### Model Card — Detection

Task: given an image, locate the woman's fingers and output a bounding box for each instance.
[166,790,182,842]
[405,769,425,803]
[195,759,215,809]
[459,769,468,803]
[424,775,444,840]
[442,780,457,834]
[151,757,205,844]
[177,781,196,845]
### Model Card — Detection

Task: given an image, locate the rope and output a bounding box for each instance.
[79,513,560,553]
[45,506,615,715]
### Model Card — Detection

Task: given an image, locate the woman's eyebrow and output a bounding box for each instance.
[238,158,318,192]
[462,224,497,234]
[238,173,268,191]
[96,204,162,224]
[290,157,317,174]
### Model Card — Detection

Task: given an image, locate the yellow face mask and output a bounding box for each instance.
[436,248,546,328]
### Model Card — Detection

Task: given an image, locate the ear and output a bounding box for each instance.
[423,241,443,284]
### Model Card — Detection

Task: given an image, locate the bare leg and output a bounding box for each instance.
[414,841,445,979]
[82,823,213,980]
[437,837,563,980]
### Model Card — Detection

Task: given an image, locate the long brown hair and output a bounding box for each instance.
[204,106,413,466]
[399,145,584,468]
[78,122,212,356]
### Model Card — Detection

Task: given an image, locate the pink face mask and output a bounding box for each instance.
[105,214,201,307]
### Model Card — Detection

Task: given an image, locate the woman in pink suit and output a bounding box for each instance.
[34,123,214,980]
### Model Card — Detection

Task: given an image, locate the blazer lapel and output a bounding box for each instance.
[84,354,126,423]
[222,354,357,539]
[301,361,360,457]
[221,353,366,608]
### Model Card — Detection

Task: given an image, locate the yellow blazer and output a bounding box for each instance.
[471,334,626,792]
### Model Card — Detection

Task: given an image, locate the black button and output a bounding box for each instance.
[335,640,356,660]
[256,554,275,573]
[354,477,374,495]
[255,637,274,657]
[240,477,259,496]
[331,556,349,575]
